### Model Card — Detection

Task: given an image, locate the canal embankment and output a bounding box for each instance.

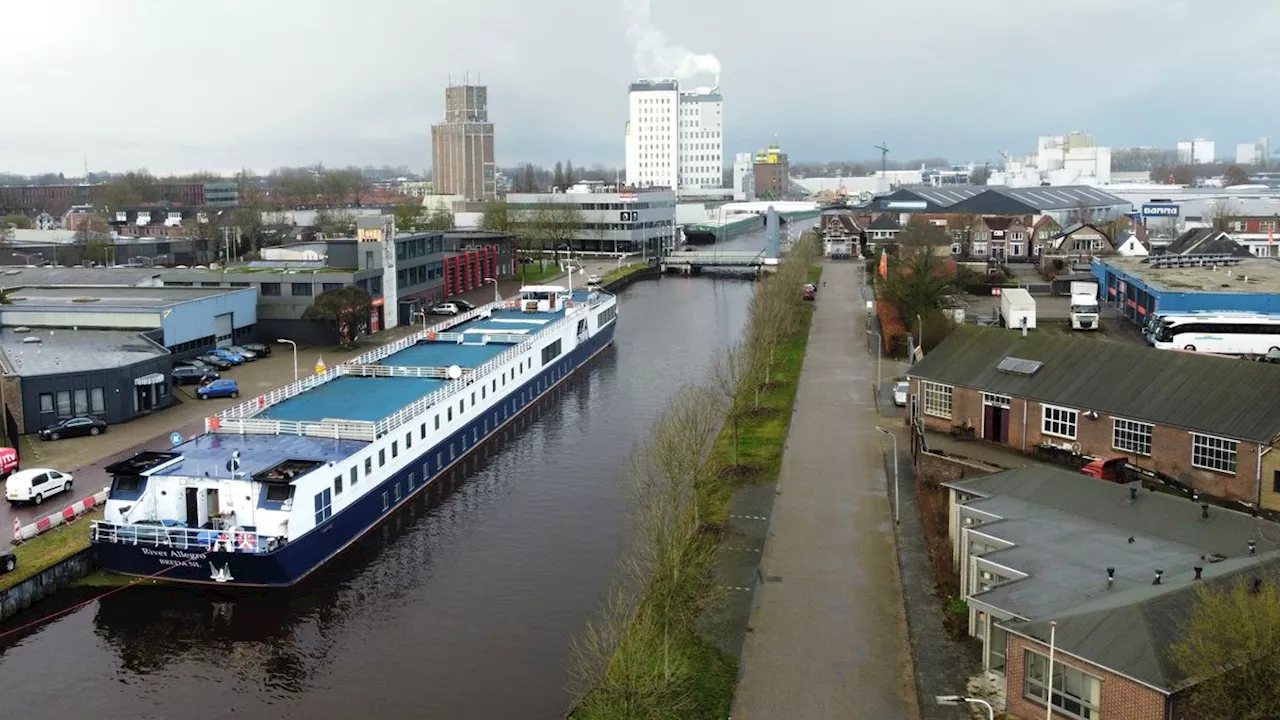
[568,233,822,720]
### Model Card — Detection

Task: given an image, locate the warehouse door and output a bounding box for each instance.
[215,313,234,348]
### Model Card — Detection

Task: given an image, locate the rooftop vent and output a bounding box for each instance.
[71,297,100,303]
[996,357,1043,376]
[11,327,29,333]
[21,336,40,344]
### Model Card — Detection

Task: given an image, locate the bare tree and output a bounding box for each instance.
[526,200,584,266]
[709,344,755,469]
[1204,199,1239,232]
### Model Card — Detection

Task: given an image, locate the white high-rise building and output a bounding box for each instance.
[1177,139,1215,165]
[625,78,723,191]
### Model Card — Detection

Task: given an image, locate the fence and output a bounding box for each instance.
[12,487,110,544]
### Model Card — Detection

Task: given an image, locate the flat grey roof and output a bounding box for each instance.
[0,328,166,376]
[0,267,165,286]
[950,466,1280,621]
[1103,257,1280,294]
[5,285,242,309]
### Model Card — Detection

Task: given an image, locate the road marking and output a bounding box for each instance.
[730,514,768,521]
[718,585,753,592]
[722,547,761,553]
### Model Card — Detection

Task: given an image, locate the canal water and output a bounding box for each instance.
[0,227,801,720]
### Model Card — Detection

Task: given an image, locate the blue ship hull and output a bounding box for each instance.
[93,320,617,587]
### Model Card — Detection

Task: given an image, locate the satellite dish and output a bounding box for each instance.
[447,365,462,380]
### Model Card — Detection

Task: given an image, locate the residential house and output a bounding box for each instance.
[1162,228,1251,257]
[817,205,864,258]
[974,216,1032,261]
[906,324,1280,505]
[107,204,202,239]
[1114,227,1150,257]
[1030,216,1062,259]
[866,213,900,245]
[1216,215,1280,257]
[1043,223,1116,271]
[944,465,1280,720]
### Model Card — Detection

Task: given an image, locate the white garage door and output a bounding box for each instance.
[215,313,234,348]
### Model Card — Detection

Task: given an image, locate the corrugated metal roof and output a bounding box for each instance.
[909,186,985,206]
[909,324,1280,443]
[988,185,1129,210]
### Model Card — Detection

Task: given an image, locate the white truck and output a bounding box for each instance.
[999,288,1037,331]
[1069,280,1100,331]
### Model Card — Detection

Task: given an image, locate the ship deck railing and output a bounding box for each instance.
[91,520,283,554]
[207,291,612,443]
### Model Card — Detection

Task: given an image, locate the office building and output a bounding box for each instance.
[1178,138,1216,165]
[507,183,676,255]
[732,153,756,201]
[752,143,789,200]
[431,81,496,201]
[625,78,724,191]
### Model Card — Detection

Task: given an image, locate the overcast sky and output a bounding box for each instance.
[1,0,1276,176]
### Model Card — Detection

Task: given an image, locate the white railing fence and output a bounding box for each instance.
[91,521,283,554]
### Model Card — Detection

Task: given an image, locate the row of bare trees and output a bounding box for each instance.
[569,231,821,719]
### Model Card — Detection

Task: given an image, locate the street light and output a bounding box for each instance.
[277,339,298,382]
[865,329,882,385]
[483,276,500,305]
[935,695,994,720]
[877,427,900,525]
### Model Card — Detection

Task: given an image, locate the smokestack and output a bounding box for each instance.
[1129,487,1138,501]
[1249,540,1258,555]
[1153,569,1164,585]
[1194,566,1203,580]
[1201,503,1210,519]
[1106,567,1115,587]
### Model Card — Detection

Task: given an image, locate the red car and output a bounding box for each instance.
[0,446,18,479]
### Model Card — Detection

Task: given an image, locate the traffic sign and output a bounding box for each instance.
[170,431,183,446]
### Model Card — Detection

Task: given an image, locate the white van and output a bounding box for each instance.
[5,468,73,505]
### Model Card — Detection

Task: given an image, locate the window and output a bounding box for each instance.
[381,491,389,511]
[392,440,399,458]
[90,387,105,414]
[56,390,71,416]
[1024,651,1100,720]
[291,283,313,297]
[435,415,441,430]
[1113,418,1153,456]
[1193,433,1238,475]
[39,393,53,413]
[394,483,402,502]
[334,474,343,495]
[314,489,333,525]
[1042,405,1078,440]
[379,448,386,466]
[260,282,281,296]
[73,389,88,415]
[420,423,426,439]
[921,382,952,419]
[365,457,372,474]
[350,466,358,487]
[447,408,452,422]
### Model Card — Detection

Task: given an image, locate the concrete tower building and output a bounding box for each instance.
[431,79,496,200]
[625,78,724,191]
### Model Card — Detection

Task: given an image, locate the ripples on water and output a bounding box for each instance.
[0,269,760,720]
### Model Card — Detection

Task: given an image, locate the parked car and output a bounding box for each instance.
[0,446,18,479]
[172,366,220,386]
[5,468,73,505]
[893,381,910,407]
[431,303,461,316]
[197,379,240,399]
[587,274,602,285]
[452,299,476,311]
[39,416,107,441]
[0,549,14,574]
[196,353,234,370]
[176,359,214,371]
[241,342,272,357]
[228,345,259,361]
[210,348,246,364]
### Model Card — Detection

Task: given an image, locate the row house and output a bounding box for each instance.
[107,205,203,238]
[1216,215,1279,257]
[907,324,1280,508]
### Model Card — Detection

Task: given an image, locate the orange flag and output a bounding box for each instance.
[878,249,888,278]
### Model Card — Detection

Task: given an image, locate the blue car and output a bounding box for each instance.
[211,348,245,365]
[197,379,240,400]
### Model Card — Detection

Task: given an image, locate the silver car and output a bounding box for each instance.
[893,381,910,407]
[228,345,259,361]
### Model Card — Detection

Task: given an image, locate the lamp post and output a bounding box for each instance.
[877,427,900,525]
[865,329,882,385]
[935,696,994,720]
[483,276,500,305]
[277,339,298,382]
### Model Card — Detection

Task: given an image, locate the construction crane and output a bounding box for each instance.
[874,143,889,176]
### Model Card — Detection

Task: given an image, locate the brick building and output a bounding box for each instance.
[944,466,1280,719]
[907,325,1280,507]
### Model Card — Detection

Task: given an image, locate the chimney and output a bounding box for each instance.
[1106,567,1115,587]
[1194,566,1203,580]
[1153,569,1164,585]
[1201,503,1210,519]
[1129,487,1138,501]
[1250,540,1258,556]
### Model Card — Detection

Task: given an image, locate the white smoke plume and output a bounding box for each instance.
[621,0,721,88]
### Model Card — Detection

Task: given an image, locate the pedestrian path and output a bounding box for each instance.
[731,261,919,720]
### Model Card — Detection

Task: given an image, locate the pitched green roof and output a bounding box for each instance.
[909,324,1280,444]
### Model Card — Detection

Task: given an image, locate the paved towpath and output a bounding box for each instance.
[731,260,919,720]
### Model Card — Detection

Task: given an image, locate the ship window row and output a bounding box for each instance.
[541,339,562,366]
[597,306,617,325]
[314,488,332,525]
